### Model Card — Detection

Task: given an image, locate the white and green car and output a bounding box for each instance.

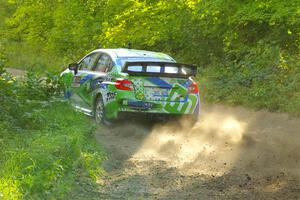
[61,48,200,124]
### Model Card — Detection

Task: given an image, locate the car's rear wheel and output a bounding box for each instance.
[95,96,111,125]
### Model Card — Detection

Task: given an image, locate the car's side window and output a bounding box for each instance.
[93,54,113,73]
[78,53,99,70]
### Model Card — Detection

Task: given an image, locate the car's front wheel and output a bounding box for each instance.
[94,96,111,125]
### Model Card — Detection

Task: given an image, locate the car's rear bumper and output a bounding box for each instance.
[117,95,200,115]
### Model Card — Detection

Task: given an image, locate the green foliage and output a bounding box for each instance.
[198,52,300,115]
[0,68,106,199]
[0,0,299,115]
[0,69,63,129]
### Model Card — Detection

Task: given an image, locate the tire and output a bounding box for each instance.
[94,96,112,125]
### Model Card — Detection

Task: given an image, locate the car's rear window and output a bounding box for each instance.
[123,62,197,78]
[165,66,179,74]
[127,65,179,74]
[146,65,161,73]
[127,65,143,72]
[117,57,176,68]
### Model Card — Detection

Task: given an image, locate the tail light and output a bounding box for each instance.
[188,82,199,94]
[115,79,133,91]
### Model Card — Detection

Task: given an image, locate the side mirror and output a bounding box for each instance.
[68,63,78,74]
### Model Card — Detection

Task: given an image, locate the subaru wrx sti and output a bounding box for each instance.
[61,48,200,124]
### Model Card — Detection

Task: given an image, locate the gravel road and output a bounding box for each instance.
[86,104,300,199]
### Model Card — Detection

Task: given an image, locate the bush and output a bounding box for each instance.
[197,49,300,116]
[0,68,106,199]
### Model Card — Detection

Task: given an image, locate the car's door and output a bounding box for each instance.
[90,53,118,118]
[89,52,114,94]
[70,52,100,111]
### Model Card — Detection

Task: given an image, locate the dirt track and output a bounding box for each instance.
[5,68,26,77]
[81,104,299,200]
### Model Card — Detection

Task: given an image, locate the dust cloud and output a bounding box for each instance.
[96,104,300,199]
[129,105,300,178]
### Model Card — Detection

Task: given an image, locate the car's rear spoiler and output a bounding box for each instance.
[122,61,197,78]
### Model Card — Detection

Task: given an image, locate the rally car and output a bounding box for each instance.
[61,48,200,124]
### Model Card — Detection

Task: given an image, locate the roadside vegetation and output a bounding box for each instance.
[1,0,299,115]
[0,67,106,199]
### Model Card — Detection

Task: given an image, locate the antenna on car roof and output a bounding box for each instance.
[127,42,132,49]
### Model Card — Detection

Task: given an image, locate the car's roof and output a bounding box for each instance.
[92,48,175,62]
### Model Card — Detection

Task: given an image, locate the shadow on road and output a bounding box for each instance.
[91,105,300,199]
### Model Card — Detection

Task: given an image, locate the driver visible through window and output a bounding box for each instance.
[94,54,112,72]
[79,53,99,70]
